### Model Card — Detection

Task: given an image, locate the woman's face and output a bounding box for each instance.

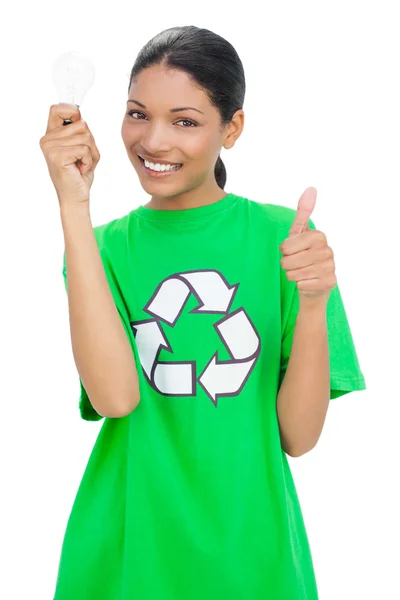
[121,65,240,200]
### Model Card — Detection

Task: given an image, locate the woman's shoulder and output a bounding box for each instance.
[238,194,297,229]
[91,211,132,246]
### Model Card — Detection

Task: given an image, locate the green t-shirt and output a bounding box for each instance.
[54,192,366,600]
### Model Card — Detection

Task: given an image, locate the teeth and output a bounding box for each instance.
[141,157,180,172]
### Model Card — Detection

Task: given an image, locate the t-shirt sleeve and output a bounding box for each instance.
[278,217,367,399]
[62,249,139,421]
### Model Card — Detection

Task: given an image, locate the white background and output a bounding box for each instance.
[1,1,398,598]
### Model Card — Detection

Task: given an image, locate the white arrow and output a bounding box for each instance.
[131,320,170,380]
[198,354,257,405]
[146,278,191,325]
[153,362,195,395]
[180,271,237,312]
[216,309,260,359]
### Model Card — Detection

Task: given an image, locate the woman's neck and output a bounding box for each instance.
[145,183,227,211]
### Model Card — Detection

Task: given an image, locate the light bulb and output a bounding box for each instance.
[51,51,95,125]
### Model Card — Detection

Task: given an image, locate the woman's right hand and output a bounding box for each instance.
[39,104,101,208]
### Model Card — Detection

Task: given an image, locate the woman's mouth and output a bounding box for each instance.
[138,155,183,179]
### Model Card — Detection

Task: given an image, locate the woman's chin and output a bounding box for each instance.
[138,170,184,192]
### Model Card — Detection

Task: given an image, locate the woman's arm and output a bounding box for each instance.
[277,296,330,457]
[61,202,140,418]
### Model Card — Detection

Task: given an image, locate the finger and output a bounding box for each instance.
[58,143,94,173]
[77,144,94,174]
[289,187,317,236]
[67,133,100,169]
[43,127,100,167]
[45,103,81,134]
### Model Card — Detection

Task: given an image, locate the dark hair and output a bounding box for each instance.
[128,26,246,190]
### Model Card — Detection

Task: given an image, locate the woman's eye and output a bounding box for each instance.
[127,110,146,119]
[177,119,197,127]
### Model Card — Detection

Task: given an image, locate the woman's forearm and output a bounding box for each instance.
[277,296,330,457]
[61,202,140,418]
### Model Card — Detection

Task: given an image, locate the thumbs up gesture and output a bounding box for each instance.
[279,187,337,302]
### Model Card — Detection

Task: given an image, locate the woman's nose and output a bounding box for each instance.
[141,123,172,154]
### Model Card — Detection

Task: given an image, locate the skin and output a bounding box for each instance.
[121,64,244,210]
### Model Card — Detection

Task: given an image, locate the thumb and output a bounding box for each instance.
[46,103,81,134]
[289,187,317,236]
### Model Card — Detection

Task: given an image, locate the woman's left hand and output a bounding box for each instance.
[279,187,337,302]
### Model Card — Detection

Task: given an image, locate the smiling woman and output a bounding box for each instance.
[53,23,366,600]
[120,26,246,210]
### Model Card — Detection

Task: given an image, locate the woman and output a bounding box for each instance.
[45,25,366,600]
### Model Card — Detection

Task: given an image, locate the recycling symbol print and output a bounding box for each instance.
[130,269,261,407]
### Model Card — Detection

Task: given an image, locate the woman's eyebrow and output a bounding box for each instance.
[127,99,204,114]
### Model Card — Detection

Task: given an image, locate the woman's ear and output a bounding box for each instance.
[223,109,245,149]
